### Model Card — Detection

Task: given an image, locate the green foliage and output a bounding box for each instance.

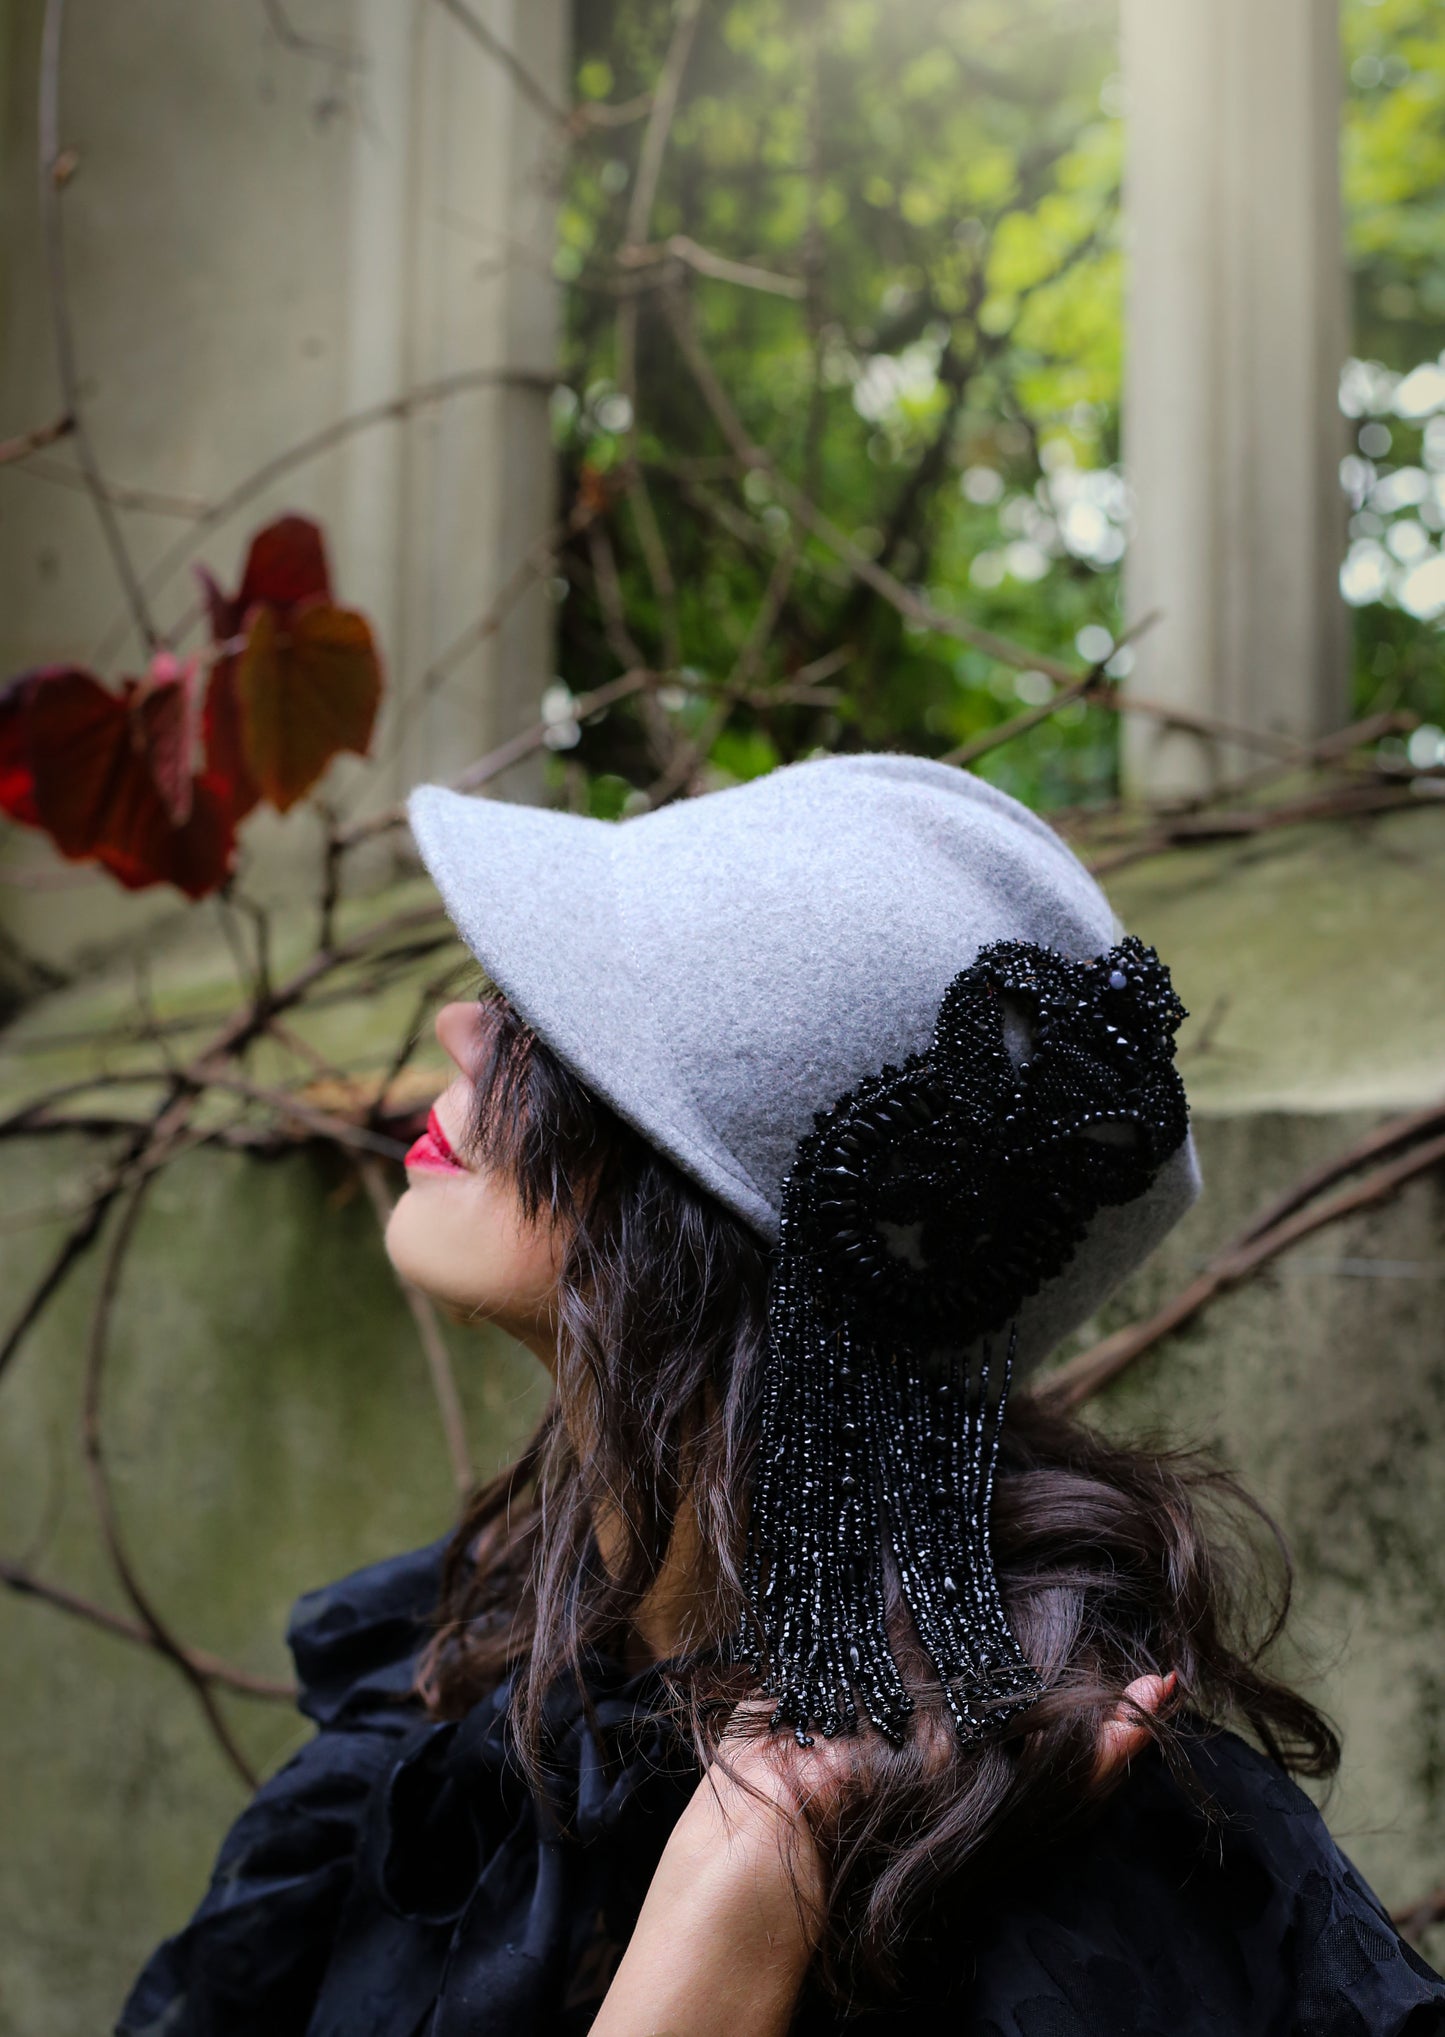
[556,0,1127,812]
[1342,0,1445,735]
[552,0,1445,808]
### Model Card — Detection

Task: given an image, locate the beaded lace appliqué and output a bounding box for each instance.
[741,935,1189,1747]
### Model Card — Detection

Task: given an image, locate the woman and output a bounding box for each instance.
[119,756,1445,2035]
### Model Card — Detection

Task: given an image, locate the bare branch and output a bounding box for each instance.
[587,520,649,674]
[1083,781,1424,880]
[618,235,807,301]
[81,1173,260,1787]
[0,1134,144,1385]
[1231,1098,1445,1249]
[198,1072,411,1160]
[93,367,557,666]
[367,960,478,1125]
[645,536,803,807]
[0,1557,296,1700]
[334,667,659,849]
[611,0,704,677]
[370,496,599,779]
[0,411,73,466]
[1042,1115,1445,1411]
[575,91,654,131]
[662,286,1083,686]
[943,670,1111,768]
[15,453,207,517]
[625,0,704,250]
[435,0,572,130]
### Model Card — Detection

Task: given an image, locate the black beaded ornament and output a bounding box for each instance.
[741,935,1189,1748]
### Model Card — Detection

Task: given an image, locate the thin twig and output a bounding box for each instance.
[80,1173,260,1787]
[645,535,803,806]
[618,235,806,300]
[334,667,658,849]
[1107,690,1309,763]
[370,497,600,779]
[575,90,654,130]
[367,959,478,1125]
[434,0,572,130]
[662,285,1084,686]
[38,0,159,651]
[587,519,649,674]
[626,0,703,248]
[13,454,207,517]
[199,1072,411,1160]
[612,0,704,676]
[93,367,557,666]
[260,0,365,73]
[1083,782,1425,880]
[941,612,1167,767]
[944,670,1110,767]
[0,411,73,465]
[356,1158,473,1498]
[0,1136,144,1384]
[1043,1122,1445,1411]
[0,1558,296,1700]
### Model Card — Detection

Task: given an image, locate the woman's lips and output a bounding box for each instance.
[403,1107,467,1176]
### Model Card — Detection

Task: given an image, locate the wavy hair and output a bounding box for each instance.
[418,993,1339,2007]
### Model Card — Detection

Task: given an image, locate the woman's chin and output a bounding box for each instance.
[382,1192,455,1297]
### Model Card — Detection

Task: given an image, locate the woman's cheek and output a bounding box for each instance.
[384,1173,562,1335]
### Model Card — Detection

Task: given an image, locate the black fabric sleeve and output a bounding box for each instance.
[114,1540,447,2037]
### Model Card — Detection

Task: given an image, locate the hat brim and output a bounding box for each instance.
[407,785,776,1233]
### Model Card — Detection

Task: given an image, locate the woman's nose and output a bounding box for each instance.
[434,1001,483,1075]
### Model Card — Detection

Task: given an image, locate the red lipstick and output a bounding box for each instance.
[404,1107,467,1175]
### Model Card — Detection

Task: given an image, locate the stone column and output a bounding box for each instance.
[1120,0,1349,798]
[0,0,566,962]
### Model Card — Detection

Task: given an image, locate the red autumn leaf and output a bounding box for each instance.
[199,514,333,642]
[0,665,235,899]
[202,651,260,823]
[233,600,382,812]
[198,514,379,818]
[135,650,204,827]
[0,673,42,826]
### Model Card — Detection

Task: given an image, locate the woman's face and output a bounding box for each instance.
[383,1001,565,1361]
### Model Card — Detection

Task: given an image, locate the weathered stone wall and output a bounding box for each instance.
[0,1134,549,2036]
[1,806,1443,2030]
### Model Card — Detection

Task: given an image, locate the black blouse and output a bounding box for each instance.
[117,1541,1445,2036]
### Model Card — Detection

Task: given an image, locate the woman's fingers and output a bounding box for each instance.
[1092,1670,1178,1782]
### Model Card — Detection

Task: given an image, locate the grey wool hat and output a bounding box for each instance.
[407,752,1199,1381]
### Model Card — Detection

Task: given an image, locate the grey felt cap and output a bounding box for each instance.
[408,753,1200,1375]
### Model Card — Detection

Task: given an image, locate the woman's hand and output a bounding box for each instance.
[1092,1671,1177,1782]
[589,1674,1175,2037]
[587,1719,829,2037]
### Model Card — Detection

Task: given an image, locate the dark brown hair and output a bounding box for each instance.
[419,993,1339,2006]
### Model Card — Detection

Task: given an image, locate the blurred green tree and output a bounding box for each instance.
[552,0,1445,816]
[556,0,1126,814]
[1342,0,1445,753]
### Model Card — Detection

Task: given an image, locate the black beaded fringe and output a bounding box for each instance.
[740,936,1189,1748]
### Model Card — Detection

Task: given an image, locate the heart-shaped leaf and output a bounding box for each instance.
[202,655,260,822]
[234,600,382,812]
[135,651,204,828]
[0,665,235,898]
[200,515,333,643]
